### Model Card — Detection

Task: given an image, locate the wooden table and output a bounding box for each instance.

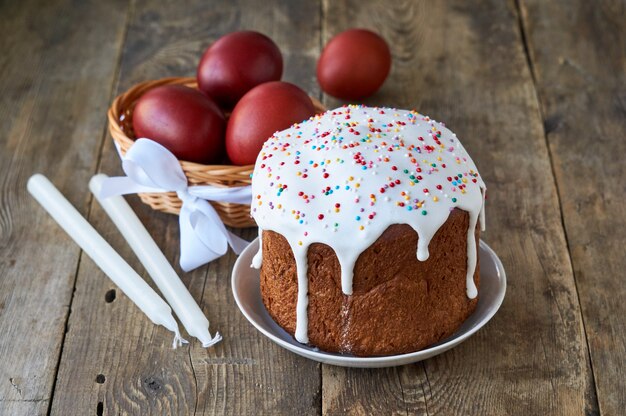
[1,0,624,414]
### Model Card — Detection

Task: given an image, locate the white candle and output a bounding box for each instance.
[27,174,186,348]
[89,174,221,347]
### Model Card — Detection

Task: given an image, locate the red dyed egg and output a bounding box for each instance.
[226,82,316,165]
[317,29,391,100]
[197,31,283,109]
[132,85,226,163]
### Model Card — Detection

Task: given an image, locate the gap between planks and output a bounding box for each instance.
[511,0,601,412]
[46,1,136,414]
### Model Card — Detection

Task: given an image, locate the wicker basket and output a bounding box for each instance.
[108,77,325,228]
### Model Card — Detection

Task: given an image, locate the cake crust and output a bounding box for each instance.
[260,208,480,356]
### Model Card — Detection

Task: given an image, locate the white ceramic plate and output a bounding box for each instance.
[232,238,506,368]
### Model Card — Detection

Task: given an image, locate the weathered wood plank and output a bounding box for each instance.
[50,1,323,415]
[518,1,625,414]
[0,1,130,415]
[321,0,597,414]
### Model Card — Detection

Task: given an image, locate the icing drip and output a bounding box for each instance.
[251,228,263,269]
[416,228,435,261]
[292,244,309,343]
[465,210,479,298]
[479,188,487,232]
[339,254,359,295]
[251,105,486,344]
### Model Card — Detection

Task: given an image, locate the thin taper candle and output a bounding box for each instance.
[27,174,186,348]
[90,174,221,347]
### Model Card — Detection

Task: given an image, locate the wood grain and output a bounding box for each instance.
[518,1,626,414]
[2,0,621,414]
[50,0,323,415]
[321,0,598,414]
[0,0,130,415]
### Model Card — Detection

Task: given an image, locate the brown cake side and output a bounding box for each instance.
[260,208,480,356]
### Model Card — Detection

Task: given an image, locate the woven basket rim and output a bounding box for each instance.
[106,76,326,227]
[108,76,326,172]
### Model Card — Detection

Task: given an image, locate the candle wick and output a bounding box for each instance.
[202,332,223,348]
[172,329,189,349]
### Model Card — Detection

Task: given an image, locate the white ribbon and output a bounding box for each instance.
[99,138,252,271]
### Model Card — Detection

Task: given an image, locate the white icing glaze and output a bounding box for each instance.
[251,228,263,269]
[291,244,309,342]
[250,105,486,344]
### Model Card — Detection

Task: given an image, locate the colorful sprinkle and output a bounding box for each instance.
[250,106,484,239]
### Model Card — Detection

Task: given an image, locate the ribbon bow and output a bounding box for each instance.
[100,138,252,271]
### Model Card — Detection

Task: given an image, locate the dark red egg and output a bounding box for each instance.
[197,31,283,109]
[317,29,391,100]
[132,85,225,164]
[226,81,316,165]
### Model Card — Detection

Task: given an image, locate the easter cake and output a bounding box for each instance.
[250,105,486,356]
